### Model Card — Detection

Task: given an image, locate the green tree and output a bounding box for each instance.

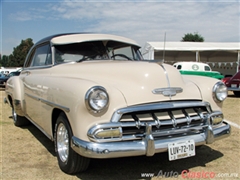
[0,55,10,67]
[8,38,34,67]
[181,32,204,42]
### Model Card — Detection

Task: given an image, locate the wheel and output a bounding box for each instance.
[54,113,90,174]
[12,107,29,127]
[233,91,240,97]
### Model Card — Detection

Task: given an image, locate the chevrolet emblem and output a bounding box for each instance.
[152,87,183,96]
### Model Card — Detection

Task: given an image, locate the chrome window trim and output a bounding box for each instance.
[22,65,53,71]
[24,42,52,68]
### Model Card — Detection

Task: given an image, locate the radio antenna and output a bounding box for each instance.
[162,32,166,62]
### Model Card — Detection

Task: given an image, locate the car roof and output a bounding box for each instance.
[35,33,140,48]
[173,62,209,65]
[175,61,206,64]
[35,32,87,45]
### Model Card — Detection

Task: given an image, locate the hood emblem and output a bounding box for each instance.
[152,87,183,97]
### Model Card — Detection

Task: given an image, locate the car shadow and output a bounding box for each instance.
[76,146,223,180]
[25,123,56,156]
[9,115,224,180]
[9,115,56,157]
[228,94,239,98]
[227,91,239,98]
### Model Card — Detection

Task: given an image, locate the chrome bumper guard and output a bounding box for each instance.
[71,121,230,159]
[227,87,240,91]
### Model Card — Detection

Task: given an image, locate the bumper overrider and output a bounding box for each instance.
[227,87,240,92]
[71,101,231,159]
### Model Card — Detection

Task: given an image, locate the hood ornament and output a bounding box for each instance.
[152,87,183,97]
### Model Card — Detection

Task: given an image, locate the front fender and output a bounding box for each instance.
[182,75,223,111]
[41,77,127,141]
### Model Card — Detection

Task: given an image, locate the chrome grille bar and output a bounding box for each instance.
[111,101,211,122]
[88,101,218,142]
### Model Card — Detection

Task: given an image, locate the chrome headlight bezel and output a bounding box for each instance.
[85,86,109,113]
[212,81,228,102]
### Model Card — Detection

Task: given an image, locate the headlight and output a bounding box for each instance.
[85,86,109,113]
[212,82,227,102]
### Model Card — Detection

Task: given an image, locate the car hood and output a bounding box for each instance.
[54,61,202,106]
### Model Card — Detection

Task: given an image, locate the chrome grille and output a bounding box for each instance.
[88,101,213,142]
[119,105,209,138]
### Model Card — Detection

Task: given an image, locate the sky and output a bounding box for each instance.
[1,0,240,56]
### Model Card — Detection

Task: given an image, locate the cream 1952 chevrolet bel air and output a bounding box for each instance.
[5,33,231,174]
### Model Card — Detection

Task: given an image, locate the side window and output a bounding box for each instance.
[30,44,51,67]
[204,66,211,71]
[177,65,182,70]
[112,47,133,60]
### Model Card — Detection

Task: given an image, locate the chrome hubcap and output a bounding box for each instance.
[57,123,69,162]
[12,109,17,123]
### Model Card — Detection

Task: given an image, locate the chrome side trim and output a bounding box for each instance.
[41,99,70,113]
[25,93,70,112]
[25,93,40,101]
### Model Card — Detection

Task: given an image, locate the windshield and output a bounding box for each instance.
[54,40,143,64]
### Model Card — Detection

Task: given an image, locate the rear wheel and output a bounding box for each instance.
[54,113,90,174]
[12,107,29,127]
[233,91,240,97]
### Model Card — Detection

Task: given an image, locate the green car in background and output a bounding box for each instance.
[173,62,224,80]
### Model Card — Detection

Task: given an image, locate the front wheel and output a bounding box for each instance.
[12,107,29,127]
[54,113,90,174]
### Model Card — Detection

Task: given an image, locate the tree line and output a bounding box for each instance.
[0,38,34,67]
[0,32,204,67]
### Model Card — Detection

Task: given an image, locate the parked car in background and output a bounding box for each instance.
[5,33,231,174]
[173,62,224,79]
[0,70,21,87]
[222,70,240,97]
[0,73,8,87]
[0,67,21,75]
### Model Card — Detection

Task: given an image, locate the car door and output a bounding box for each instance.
[21,43,52,128]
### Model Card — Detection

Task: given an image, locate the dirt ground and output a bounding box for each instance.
[0,89,239,180]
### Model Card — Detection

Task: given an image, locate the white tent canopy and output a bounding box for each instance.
[142,42,240,75]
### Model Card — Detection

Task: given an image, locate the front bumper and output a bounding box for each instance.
[227,87,240,91]
[71,121,230,159]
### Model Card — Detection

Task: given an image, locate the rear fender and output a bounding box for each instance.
[5,76,25,116]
